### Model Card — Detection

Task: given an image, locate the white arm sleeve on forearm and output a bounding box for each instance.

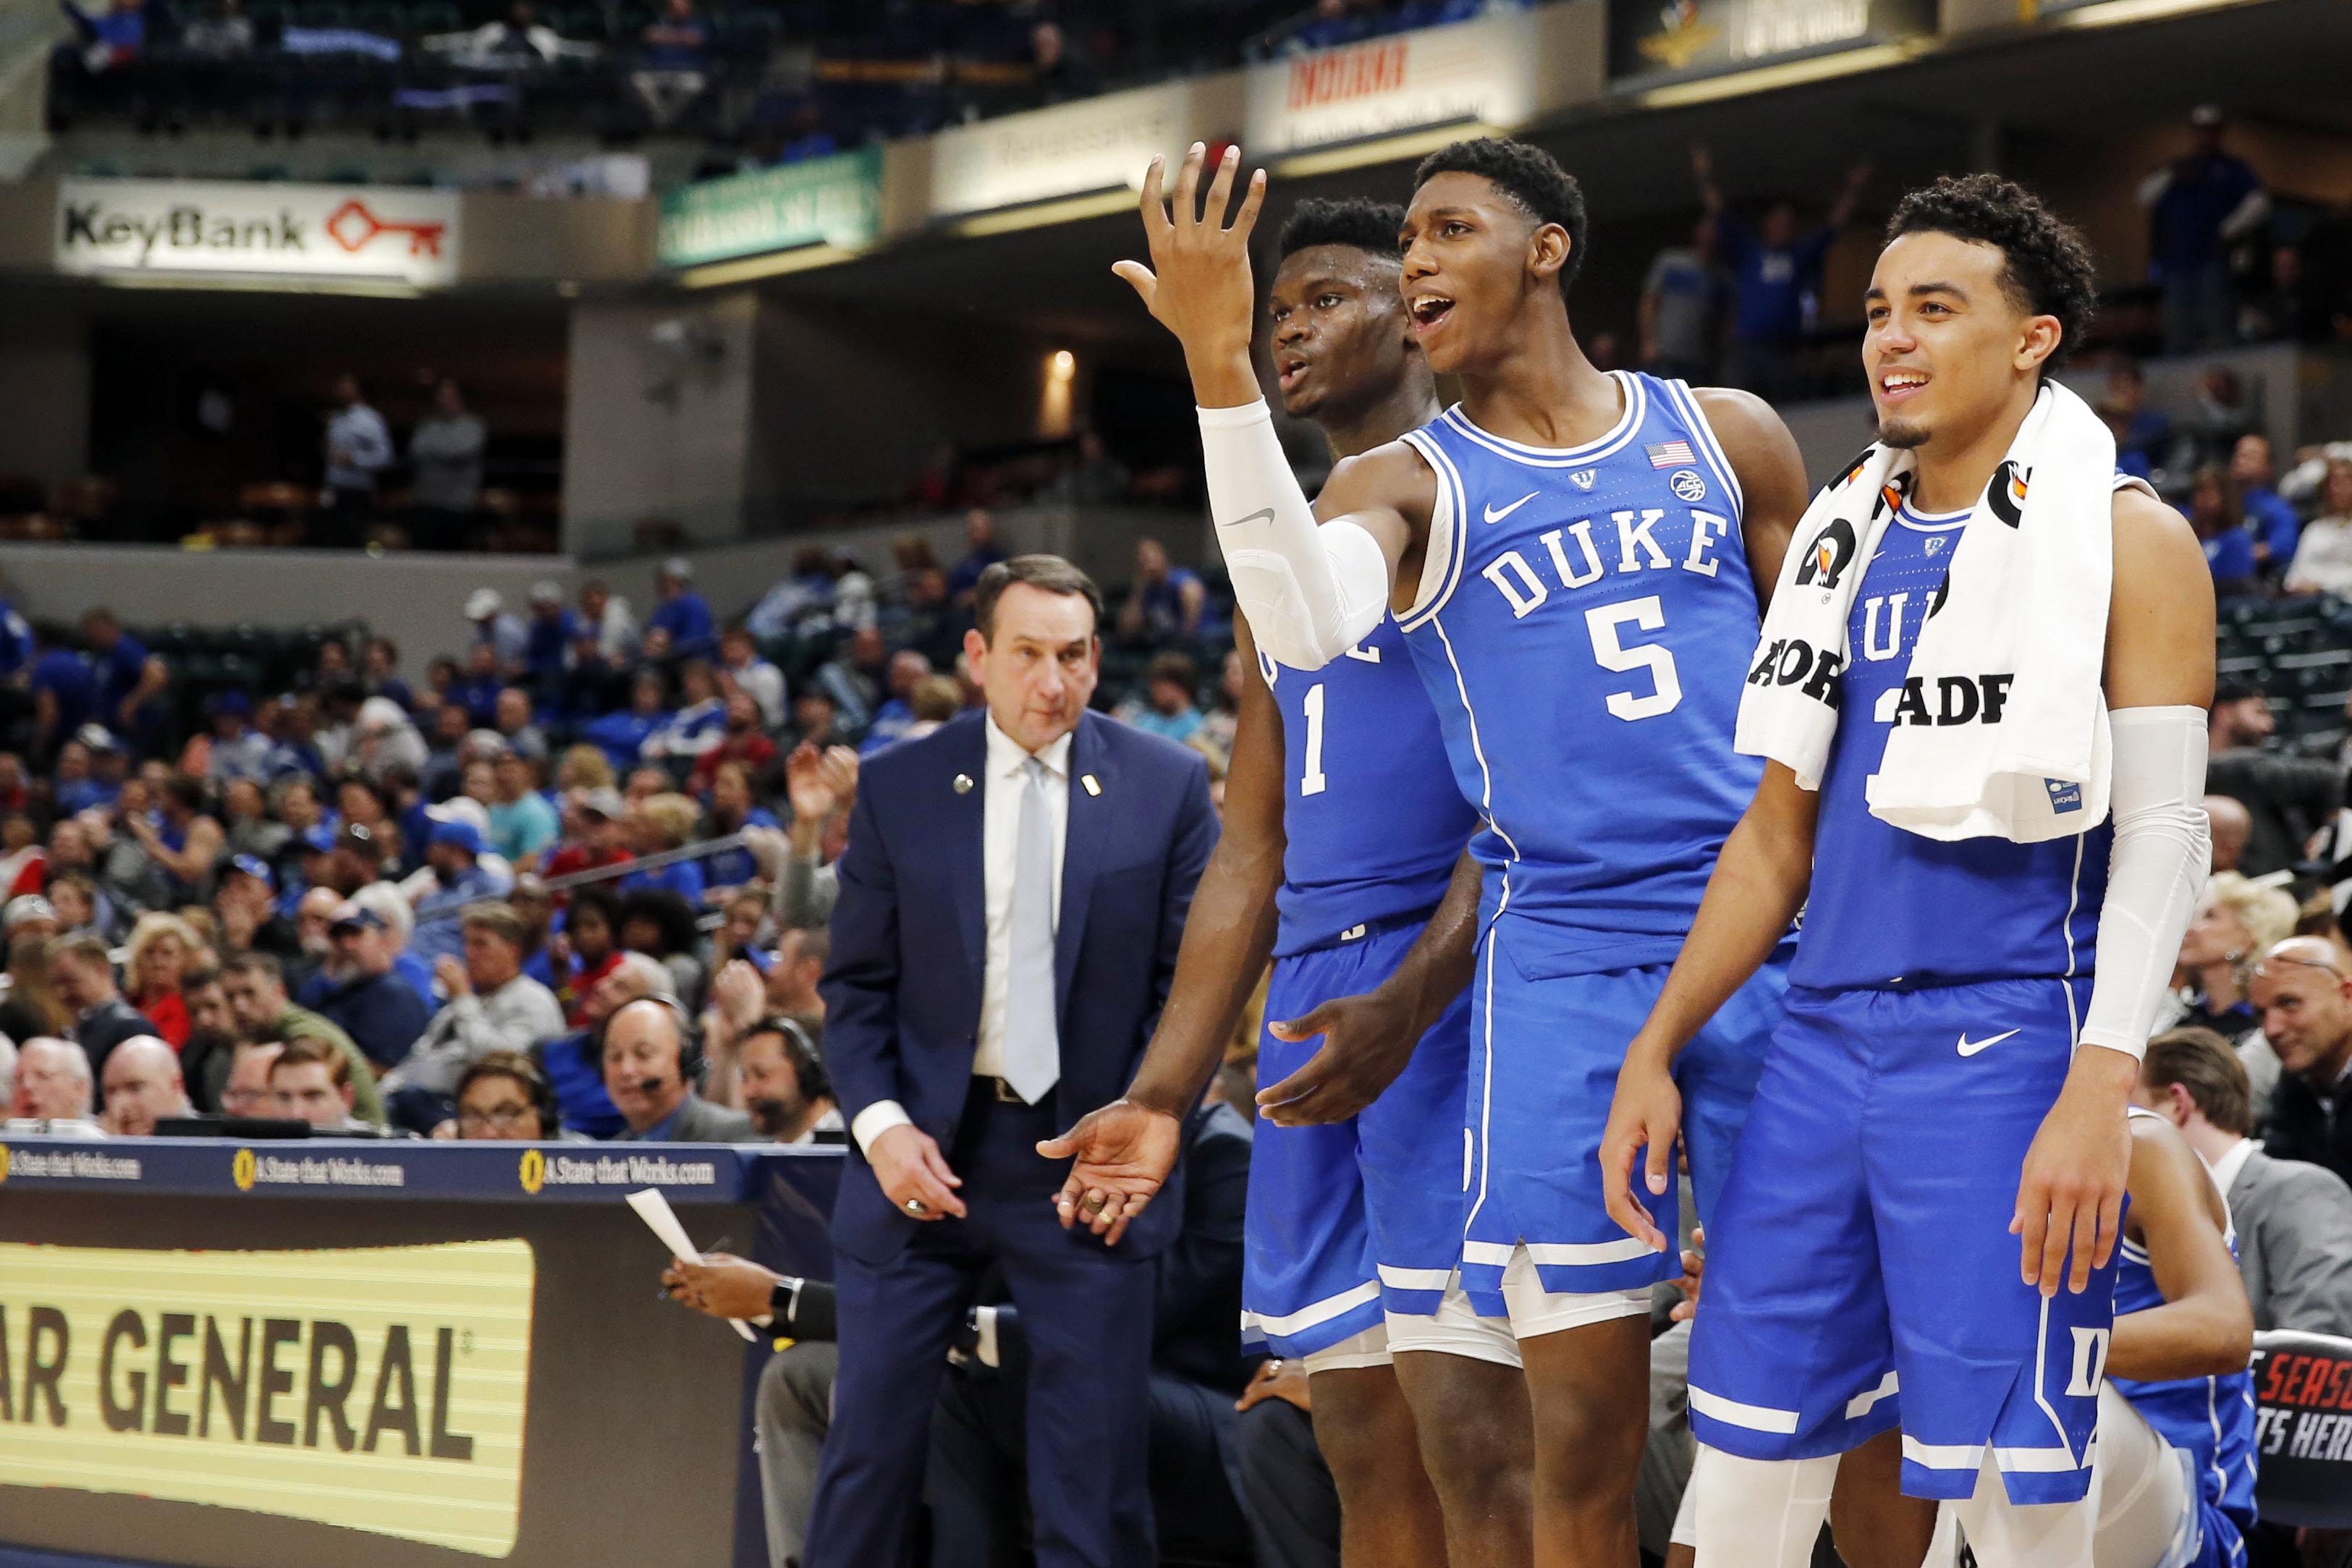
[2077,705,2212,1059]
[1198,399,1391,671]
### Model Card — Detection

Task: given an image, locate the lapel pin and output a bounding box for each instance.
[952,774,973,794]
[1080,774,1102,797]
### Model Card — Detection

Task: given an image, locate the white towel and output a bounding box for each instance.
[1735,381,2122,844]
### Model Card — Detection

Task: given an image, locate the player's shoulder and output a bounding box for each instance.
[1687,385,1806,490]
[1326,435,1439,494]
[2126,1109,2217,1207]
[2110,480,2214,611]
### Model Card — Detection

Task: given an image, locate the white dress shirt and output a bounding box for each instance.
[851,715,1071,1156]
[2207,1133,2256,1201]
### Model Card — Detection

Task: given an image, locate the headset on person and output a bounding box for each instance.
[748,1014,829,1105]
[609,991,705,1096]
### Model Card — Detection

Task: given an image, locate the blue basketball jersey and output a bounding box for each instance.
[1397,372,1764,975]
[1262,614,1478,957]
[2109,1112,2259,1564]
[1792,499,2112,991]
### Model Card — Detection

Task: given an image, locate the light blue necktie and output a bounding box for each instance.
[1001,756,1060,1104]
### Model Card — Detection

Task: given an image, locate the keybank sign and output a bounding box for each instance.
[56,178,461,287]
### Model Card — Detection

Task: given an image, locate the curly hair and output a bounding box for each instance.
[1277,198,1406,263]
[1413,137,1590,293]
[1884,174,2097,370]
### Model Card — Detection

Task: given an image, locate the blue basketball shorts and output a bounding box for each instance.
[1457,923,1787,1315]
[1686,977,2118,1504]
[1241,918,1475,1358]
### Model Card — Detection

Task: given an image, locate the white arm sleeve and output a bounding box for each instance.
[1198,399,1391,671]
[2076,705,2212,1060]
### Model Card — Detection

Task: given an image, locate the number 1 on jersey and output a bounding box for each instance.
[1300,682,1328,796]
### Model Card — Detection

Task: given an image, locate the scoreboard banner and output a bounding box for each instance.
[0,1138,840,1568]
[657,148,884,269]
[1607,0,1934,87]
[55,179,460,287]
[0,1241,533,1556]
[2251,1330,2352,1527]
[1241,9,1547,156]
[0,1134,798,1203]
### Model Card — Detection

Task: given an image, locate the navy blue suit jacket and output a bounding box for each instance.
[822,708,1219,1263]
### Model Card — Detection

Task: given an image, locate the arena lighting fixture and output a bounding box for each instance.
[1270,119,1502,180]
[1049,349,1076,381]
[85,272,425,299]
[677,240,860,289]
[1634,38,1923,109]
[949,187,1137,240]
[2044,0,2248,29]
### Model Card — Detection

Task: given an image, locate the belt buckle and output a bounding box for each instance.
[991,1077,1023,1104]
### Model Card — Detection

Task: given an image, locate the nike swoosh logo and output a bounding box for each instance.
[1484,492,1539,525]
[1957,1028,2021,1057]
[1219,507,1275,532]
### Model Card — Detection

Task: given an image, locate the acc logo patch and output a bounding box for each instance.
[519,1148,546,1195]
[232,1146,257,1191]
[1670,469,1707,503]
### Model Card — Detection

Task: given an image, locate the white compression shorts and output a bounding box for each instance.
[1384,1247,1651,1366]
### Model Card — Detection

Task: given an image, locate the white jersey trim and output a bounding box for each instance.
[1689,1383,1803,1434]
[1240,1279,1382,1339]
[1661,377,1747,523]
[1399,429,1469,630]
[1435,371,1646,469]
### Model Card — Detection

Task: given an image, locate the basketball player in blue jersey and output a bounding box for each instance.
[1043,198,1536,1568]
[1101,136,1814,1566]
[1600,176,2217,1568]
[1665,1105,2256,1568]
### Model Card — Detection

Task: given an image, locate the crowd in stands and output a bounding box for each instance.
[46,0,1504,158]
[0,525,1240,1148]
[1642,112,2352,399]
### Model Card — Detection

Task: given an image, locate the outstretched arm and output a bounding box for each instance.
[1041,622,1287,1228]
[1117,143,1424,669]
[1602,763,1818,1250]
[2014,486,2215,1297]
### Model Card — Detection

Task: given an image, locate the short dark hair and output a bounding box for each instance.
[180,962,222,996]
[973,555,1105,642]
[2141,1027,2254,1137]
[1278,198,1406,263]
[1414,137,1590,292]
[222,951,284,986]
[1146,650,1198,692]
[1884,174,2097,371]
[455,1049,557,1130]
[270,1035,349,1087]
[460,902,527,949]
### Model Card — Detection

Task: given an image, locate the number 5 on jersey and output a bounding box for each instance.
[1585,596,1682,721]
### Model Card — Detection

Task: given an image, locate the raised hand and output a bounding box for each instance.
[1114,142,1268,405]
[1036,1098,1185,1246]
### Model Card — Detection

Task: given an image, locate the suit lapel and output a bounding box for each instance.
[1054,714,1112,1010]
[942,716,989,989]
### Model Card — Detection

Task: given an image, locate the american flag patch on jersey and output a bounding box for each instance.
[1646,440,1696,468]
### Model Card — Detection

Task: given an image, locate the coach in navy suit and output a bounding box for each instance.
[808,555,1219,1568]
